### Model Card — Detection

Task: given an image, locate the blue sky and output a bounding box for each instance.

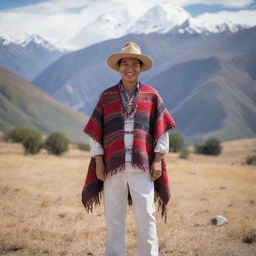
[0,0,48,10]
[185,3,256,16]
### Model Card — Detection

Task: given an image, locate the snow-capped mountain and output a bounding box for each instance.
[128,5,189,34]
[69,9,130,48]
[0,34,69,81]
[0,0,255,50]
[65,4,256,49]
[169,19,250,35]
[0,34,70,52]
[21,34,64,52]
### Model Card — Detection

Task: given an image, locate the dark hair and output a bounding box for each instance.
[118,58,143,67]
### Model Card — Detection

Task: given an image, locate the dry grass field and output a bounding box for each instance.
[0,138,256,256]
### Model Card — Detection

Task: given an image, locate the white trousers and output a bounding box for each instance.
[103,165,159,256]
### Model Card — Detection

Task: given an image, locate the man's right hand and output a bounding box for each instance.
[95,155,106,181]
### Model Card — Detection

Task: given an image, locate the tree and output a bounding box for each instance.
[22,130,43,155]
[44,132,69,156]
[4,128,39,143]
[169,133,184,152]
[194,138,222,156]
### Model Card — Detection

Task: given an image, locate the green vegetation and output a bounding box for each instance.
[77,143,90,151]
[22,130,43,155]
[194,138,222,156]
[179,147,190,159]
[4,128,39,143]
[4,127,71,156]
[44,132,69,156]
[169,133,184,152]
[246,155,256,166]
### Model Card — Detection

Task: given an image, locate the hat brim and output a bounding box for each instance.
[106,53,153,72]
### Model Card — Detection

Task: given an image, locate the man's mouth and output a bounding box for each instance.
[125,72,135,76]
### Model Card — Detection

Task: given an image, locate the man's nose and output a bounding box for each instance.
[126,65,134,70]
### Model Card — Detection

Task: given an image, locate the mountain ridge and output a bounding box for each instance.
[0,67,88,143]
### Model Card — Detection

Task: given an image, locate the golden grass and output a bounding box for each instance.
[0,138,256,256]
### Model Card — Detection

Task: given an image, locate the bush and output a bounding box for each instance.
[179,147,190,159]
[78,143,90,151]
[169,133,184,152]
[194,138,222,156]
[4,128,39,143]
[22,130,43,155]
[44,132,69,155]
[194,144,204,154]
[246,155,256,165]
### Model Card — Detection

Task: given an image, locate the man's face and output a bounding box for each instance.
[118,57,142,85]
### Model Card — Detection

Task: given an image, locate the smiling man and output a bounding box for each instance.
[82,42,176,256]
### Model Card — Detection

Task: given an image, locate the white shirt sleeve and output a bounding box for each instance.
[89,137,104,157]
[89,131,169,156]
[154,131,169,154]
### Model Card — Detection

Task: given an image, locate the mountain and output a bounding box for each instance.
[33,27,256,144]
[147,55,256,144]
[1,1,255,50]
[0,67,88,143]
[66,3,255,49]
[128,4,189,34]
[0,35,69,81]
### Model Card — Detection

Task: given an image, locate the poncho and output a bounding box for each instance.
[82,82,176,220]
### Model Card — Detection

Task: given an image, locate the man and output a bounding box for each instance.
[82,42,175,256]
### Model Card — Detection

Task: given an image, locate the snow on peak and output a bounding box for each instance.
[0,33,71,52]
[128,4,190,34]
[69,8,130,48]
[21,34,57,50]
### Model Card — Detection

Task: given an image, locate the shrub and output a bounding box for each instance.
[4,128,39,143]
[179,147,190,159]
[44,132,69,155]
[194,138,222,156]
[169,133,184,152]
[194,144,204,154]
[22,130,43,155]
[78,143,90,151]
[3,130,11,142]
[246,155,256,165]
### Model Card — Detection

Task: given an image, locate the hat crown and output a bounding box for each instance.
[121,42,141,55]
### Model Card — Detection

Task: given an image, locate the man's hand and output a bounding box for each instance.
[95,155,106,181]
[150,153,165,181]
[151,160,162,181]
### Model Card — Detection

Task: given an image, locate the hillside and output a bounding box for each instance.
[0,67,88,143]
[148,54,256,144]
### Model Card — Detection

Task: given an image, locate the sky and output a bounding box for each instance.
[0,0,255,48]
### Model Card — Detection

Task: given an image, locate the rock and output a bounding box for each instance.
[188,171,197,175]
[211,215,228,226]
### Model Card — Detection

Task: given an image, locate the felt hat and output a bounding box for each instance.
[106,42,153,72]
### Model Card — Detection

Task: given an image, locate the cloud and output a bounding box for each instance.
[190,9,256,30]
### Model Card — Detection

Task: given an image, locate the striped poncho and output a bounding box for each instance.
[82,82,176,220]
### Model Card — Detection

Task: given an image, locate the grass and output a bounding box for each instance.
[0,138,256,256]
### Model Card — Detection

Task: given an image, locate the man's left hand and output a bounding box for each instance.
[151,160,162,181]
